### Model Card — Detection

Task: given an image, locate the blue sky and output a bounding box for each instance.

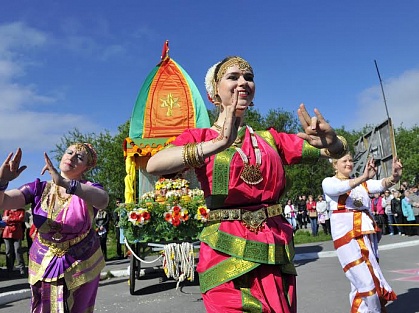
[2,1,419,188]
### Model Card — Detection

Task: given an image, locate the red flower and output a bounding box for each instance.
[172,206,181,214]
[164,212,172,222]
[142,212,151,220]
[172,217,181,227]
[130,212,138,220]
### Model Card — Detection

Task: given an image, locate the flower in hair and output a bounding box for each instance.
[205,62,219,103]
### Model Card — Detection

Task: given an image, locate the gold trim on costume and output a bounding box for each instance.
[199,223,294,265]
[37,231,89,257]
[241,287,263,312]
[301,141,320,161]
[199,256,259,293]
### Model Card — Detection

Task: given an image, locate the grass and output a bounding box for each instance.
[294,229,332,245]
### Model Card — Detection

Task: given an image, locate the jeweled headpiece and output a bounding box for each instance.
[74,142,98,168]
[205,56,253,103]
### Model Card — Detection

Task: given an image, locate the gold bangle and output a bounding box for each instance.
[325,135,349,159]
[386,176,398,186]
[181,145,187,166]
[183,143,205,168]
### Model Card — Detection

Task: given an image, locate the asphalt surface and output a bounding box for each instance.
[1,234,419,312]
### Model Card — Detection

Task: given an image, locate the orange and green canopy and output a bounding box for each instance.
[127,40,210,157]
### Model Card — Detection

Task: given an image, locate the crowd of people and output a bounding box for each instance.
[282,180,419,239]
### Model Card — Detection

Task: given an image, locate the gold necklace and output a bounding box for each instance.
[47,183,72,241]
[235,126,263,185]
[335,174,350,180]
[55,184,72,206]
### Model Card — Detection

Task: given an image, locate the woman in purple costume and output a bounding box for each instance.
[0,143,109,313]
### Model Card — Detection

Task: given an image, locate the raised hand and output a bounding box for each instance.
[296,103,338,149]
[0,148,27,184]
[391,157,403,180]
[364,158,378,180]
[41,152,63,186]
[214,89,241,148]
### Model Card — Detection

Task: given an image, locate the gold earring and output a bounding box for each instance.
[213,95,221,106]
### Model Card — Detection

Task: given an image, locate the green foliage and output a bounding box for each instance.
[264,108,300,133]
[394,125,419,185]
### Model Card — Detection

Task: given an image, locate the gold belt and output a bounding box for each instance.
[38,231,90,257]
[208,204,283,232]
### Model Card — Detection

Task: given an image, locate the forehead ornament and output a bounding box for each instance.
[216,57,253,82]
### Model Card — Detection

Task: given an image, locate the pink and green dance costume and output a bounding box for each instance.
[171,127,320,313]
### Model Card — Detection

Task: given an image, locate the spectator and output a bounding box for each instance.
[371,193,387,234]
[95,207,110,260]
[399,181,408,193]
[284,199,297,232]
[406,187,419,236]
[0,217,6,266]
[24,208,33,249]
[401,190,416,236]
[306,195,318,236]
[113,198,123,259]
[383,190,394,235]
[390,190,403,235]
[2,208,26,275]
[296,195,308,230]
[316,195,330,235]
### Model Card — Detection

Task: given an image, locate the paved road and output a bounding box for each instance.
[2,235,419,312]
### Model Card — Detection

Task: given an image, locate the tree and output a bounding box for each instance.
[394,125,419,185]
[52,120,130,207]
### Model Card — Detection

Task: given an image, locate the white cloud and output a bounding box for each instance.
[0,21,100,159]
[356,69,419,129]
[0,22,47,54]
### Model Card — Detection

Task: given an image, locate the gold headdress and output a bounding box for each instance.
[74,143,98,168]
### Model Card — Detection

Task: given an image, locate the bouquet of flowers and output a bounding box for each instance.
[117,179,209,243]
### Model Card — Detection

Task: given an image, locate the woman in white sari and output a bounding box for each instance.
[322,153,402,313]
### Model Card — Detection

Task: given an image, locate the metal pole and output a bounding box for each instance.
[374,60,390,120]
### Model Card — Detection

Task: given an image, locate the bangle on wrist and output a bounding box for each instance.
[0,182,9,191]
[66,180,80,194]
[386,176,398,186]
[324,135,349,159]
